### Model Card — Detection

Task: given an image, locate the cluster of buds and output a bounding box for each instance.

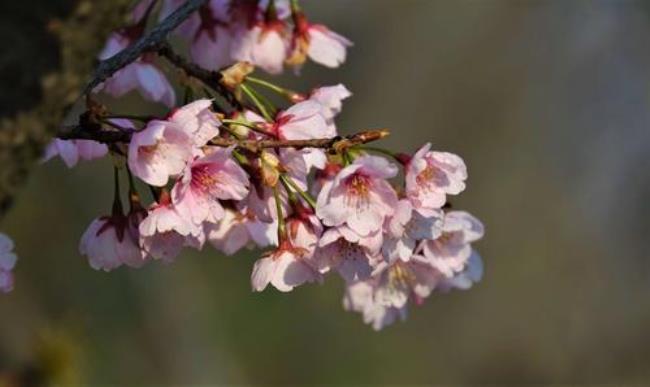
[11,0,487,330]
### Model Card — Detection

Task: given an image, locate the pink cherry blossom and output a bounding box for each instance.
[172,147,250,226]
[43,139,108,168]
[343,258,441,330]
[231,21,288,75]
[316,155,399,237]
[139,195,202,262]
[97,32,176,107]
[0,233,17,293]
[306,25,352,68]
[309,84,351,137]
[315,226,380,283]
[206,207,276,255]
[420,211,484,277]
[438,250,484,291]
[128,119,194,186]
[79,215,145,272]
[405,143,467,214]
[251,243,321,292]
[383,199,444,262]
[271,100,330,140]
[286,205,323,254]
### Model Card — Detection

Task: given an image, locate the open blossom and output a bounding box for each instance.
[316,155,399,237]
[286,205,323,255]
[128,120,194,186]
[315,226,381,283]
[438,250,484,292]
[162,0,233,70]
[0,233,17,293]
[206,207,276,255]
[43,139,108,168]
[139,195,202,262]
[383,199,444,262]
[405,143,467,214]
[270,100,329,140]
[287,16,353,69]
[79,214,146,272]
[251,242,321,292]
[343,258,441,330]
[309,84,351,134]
[420,211,484,278]
[172,147,250,226]
[231,21,288,75]
[97,32,176,107]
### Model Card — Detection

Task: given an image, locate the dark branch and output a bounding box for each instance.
[82,0,209,95]
[56,125,390,152]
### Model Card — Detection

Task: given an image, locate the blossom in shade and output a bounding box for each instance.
[420,211,484,278]
[286,204,323,255]
[383,199,443,262]
[251,242,321,292]
[438,250,484,291]
[315,226,381,283]
[97,32,176,107]
[343,258,441,330]
[139,194,202,262]
[172,147,250,226]
[405,143,467,214]
[0,233,17,293]
[316,155,399,237]
[231,20,289,75]
[79,215,145,272]
[43,139,108,168]
[206,207,276,255]
[128,119,194,186]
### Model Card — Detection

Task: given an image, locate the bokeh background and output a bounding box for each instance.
[2,0,650,385]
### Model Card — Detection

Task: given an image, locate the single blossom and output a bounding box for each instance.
[231,20,289,75]
[172,147,250,226]
[405,143,467,214]
[437,250,484,292]
[206,207,276,255]
[0,233,17,293]
[316,155,399,237]
[287,17,353,69]
[167,99,221,147]
[315,226,381,283]
[270,100,329,140]
[286,205,323,255]
[139,195,203,262]
[128,119,194,186]
[420,211,484,277]
[343,258,441,330]
[43,139,108,168]
[383,199,444,262]
[97,32,176,107]
[251,242,321,292]
[309,83,352,136]
[79,214,146,272]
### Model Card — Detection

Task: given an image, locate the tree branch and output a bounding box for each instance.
[57,125,390,153]
[82,0,209,96]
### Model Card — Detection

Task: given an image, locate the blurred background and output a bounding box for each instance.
[2,0,650,385]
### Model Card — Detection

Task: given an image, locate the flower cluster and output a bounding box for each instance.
[33,0,487,329]
[96,0,351,107]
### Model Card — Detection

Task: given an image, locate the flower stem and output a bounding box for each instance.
[280,174,316,209]
[246,77,297,100]
[240,83,274,122]
[273,185,287,242]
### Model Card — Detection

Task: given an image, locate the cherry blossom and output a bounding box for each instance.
[251,242,321,292]
[139,193,202,262]
[172,147,250,226]
[383,199,444,262]
[420,211,484,278]
[128,119,194,186]
[43,139,108,168]
[206,207,276,255]
[231,21,289,75]
[79,214,145,272]
[0,233,17,293]
[287,15,353,70]
[97,32,176,107]
[316,155,399,237]
[315,226,381,283]
[405,143,467,214]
